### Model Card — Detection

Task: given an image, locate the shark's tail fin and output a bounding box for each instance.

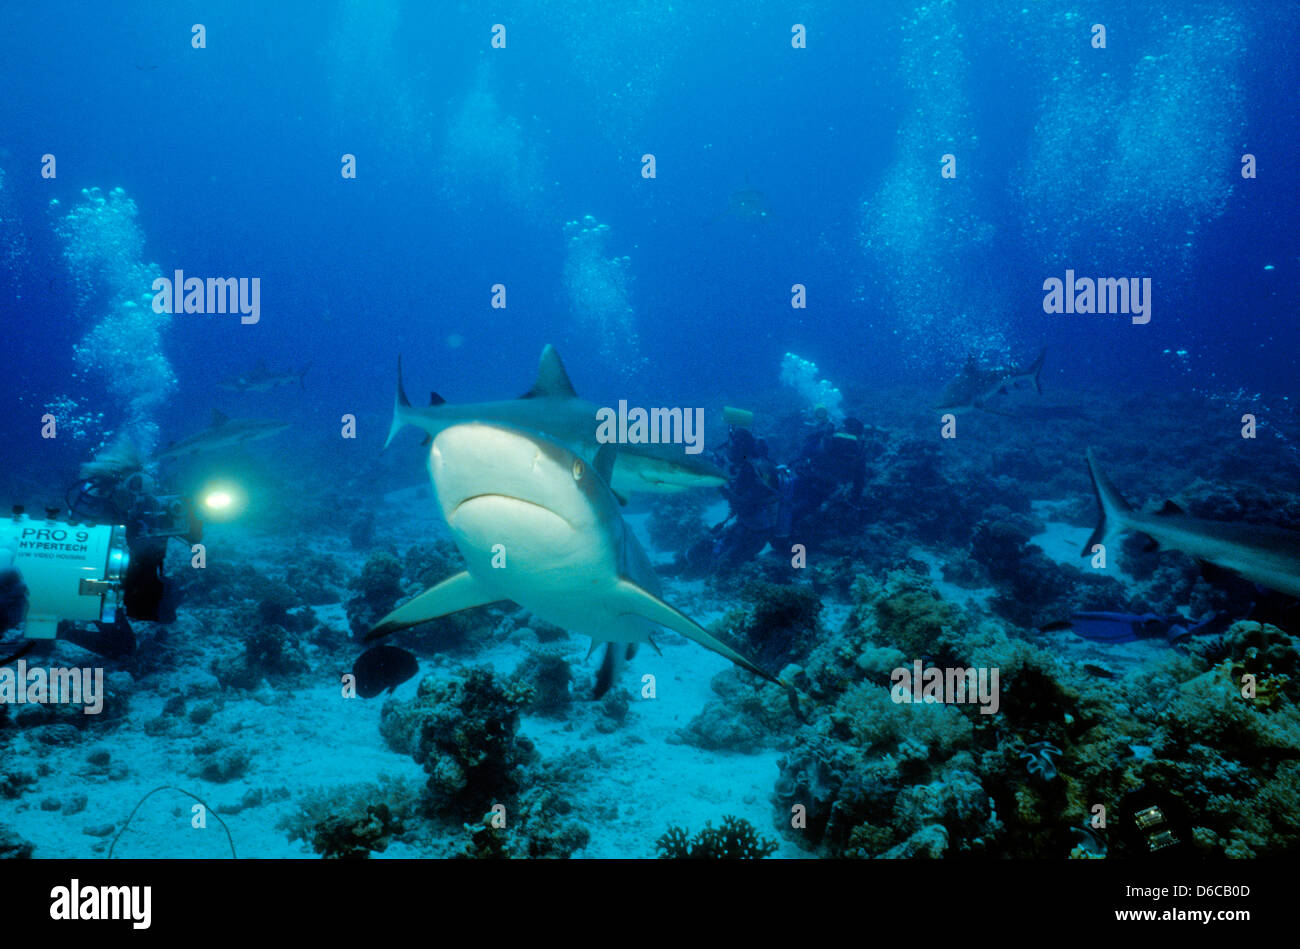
[1082,448,1132,556]
[299,364,312,390]
[1029,348,1046,394]
[384,356,413,450]
[594,642,636,698]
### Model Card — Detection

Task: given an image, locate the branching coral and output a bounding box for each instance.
[656,816,777,859]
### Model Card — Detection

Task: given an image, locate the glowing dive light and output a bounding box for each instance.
[198,482,246,521]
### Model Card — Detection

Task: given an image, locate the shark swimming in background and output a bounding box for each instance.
[154,410,290,461]
[708,188,773,225]
[218,360,310,393]
[384,345,727,497]
[1083,447,1300,599]
[935,348,1046,415]
[365,421,790,697]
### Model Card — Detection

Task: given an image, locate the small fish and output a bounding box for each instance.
[351,644,419,698]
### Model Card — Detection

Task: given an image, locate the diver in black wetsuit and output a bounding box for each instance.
[789,414,869,523]
[676,427,787,575]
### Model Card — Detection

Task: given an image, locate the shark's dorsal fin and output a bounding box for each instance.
[211,409,229,427]
[520,344,578,400]
[1156,500,1184,516]
[428,392,445,407]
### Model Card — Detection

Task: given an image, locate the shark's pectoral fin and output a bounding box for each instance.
[1196,558,1245,589]
[612,579,784,688]
[366,571,500,642]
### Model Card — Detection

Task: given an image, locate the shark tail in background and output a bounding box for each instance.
[384,356,414,450]
[1082,448,1134,556]
[594,642,639,698]
[1029,348,1047,394]
[299,364,312,390]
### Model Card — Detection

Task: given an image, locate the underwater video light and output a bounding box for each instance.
[199,481,247,521]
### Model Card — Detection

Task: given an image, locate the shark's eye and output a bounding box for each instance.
[572,459,584,480]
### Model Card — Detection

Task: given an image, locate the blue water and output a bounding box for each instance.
[1,0,1298,861]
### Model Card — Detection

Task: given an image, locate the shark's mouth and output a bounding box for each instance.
[450,494,572,530]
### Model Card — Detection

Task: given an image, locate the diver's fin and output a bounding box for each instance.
[520,344,578,400]
[1028,347,1046,394]
[383,356,413,450]
[1081,448,1133,557]
[610,579,786,689]
[366,571,499,641]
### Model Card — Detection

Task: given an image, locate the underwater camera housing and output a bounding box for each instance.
[0,510,129,639]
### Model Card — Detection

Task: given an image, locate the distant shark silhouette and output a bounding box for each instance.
[935,348,1046,415]
[707,187,773,225]
[154,410,289,460]
[384,345,727,497]
[218,360,310,393]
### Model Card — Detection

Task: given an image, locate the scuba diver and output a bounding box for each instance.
[68,463,198,627]
[676,425,789,575]
[789,412,869,521]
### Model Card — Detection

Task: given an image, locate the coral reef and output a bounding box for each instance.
[514,646,573,715]
[714,581,822,671]
[0,823,34,858]
[647,491,712,554]
[656,815,777,859]
[380,668,536,817]
[345,551,405,639]
[278,778,419,859]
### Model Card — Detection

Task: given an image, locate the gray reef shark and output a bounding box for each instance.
[708,188,773,225]
[935,348,1046,415]
[1083,447,1300,599]
[366,421,789,696]
[218,360,310,393]
[154,410,290,461]
[384,345,727,496]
